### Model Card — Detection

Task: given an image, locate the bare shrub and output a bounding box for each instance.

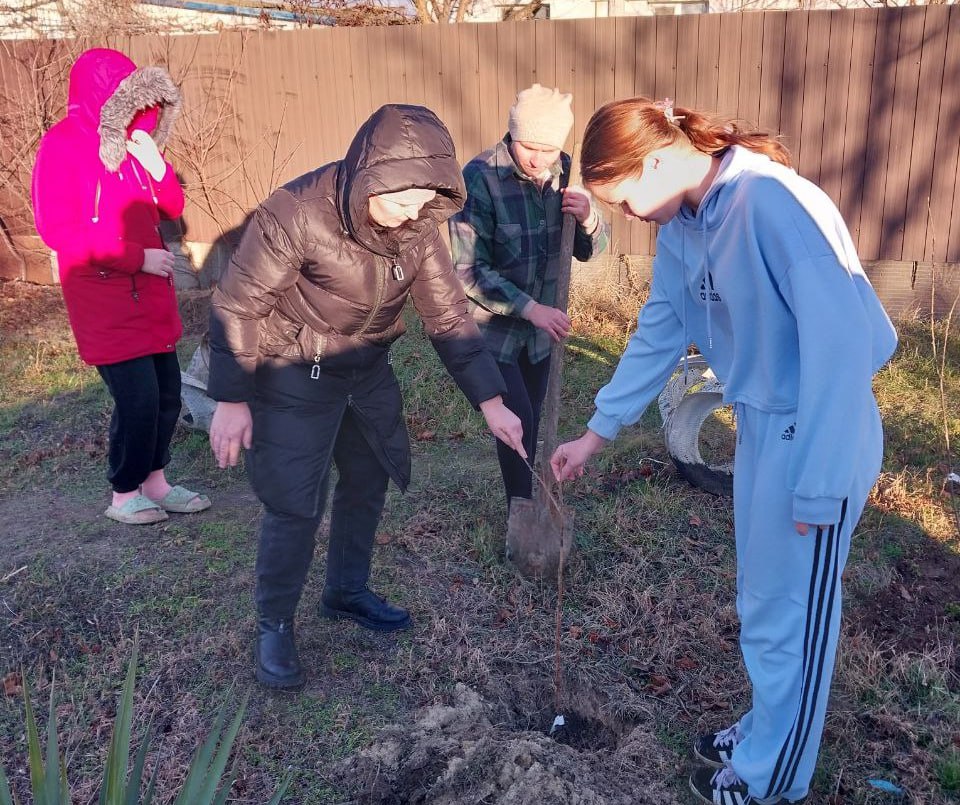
[569,253,650,346]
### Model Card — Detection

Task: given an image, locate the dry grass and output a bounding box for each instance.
[569,254,651,348]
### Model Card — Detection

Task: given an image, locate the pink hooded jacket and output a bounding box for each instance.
[32,48,185,366]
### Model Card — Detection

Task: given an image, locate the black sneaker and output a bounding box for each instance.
[690,765,752,804]
[320,587,412,632]
[694,722,744,768]
[689,765,804,804]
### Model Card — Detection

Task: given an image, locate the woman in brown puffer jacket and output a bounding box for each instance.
[207,104,524,690]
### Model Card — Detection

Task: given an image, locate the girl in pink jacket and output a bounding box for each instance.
[32,47,210,524]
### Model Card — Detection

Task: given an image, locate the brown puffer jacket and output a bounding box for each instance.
[208,105,505,408]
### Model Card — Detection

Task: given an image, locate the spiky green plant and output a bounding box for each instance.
[0,645,291,805]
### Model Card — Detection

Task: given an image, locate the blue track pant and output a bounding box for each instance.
[729,401,882,803]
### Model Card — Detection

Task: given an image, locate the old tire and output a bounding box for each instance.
[657,356,734,497]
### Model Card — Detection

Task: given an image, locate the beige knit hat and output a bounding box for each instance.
[508,84,574,150]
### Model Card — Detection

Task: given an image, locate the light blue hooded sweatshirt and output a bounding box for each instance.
[587,146,898,526]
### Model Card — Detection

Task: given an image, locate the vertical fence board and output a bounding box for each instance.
[696,13,721,113]
[737,11,762,125]
[880,6,925,260]
[593,18,617,114]
[384,24,407,106]
[716,13,741,119]
[420,24,444,123]
[759,12,786,135]
[819,11,854,206]
[554,20,577,102]
[653,14,678,104]
[331,29,359,153]
[477,23,500,149]
[837,10,877,247]
[572,18,596,153]
[348,27,374,124]
[515,20,537,90]
[674,15,699,110]
[439,24,464,156]
[942,7,960,262]
[247,33,289,200]
[457,23,482,161]
[496,20,517,118]
[402,25,425,105]
[797,11,829,185]
[365,26,392,113]
[264,30,298,187]
[628,17,654,98]
[902,7,947,261]
[534,17,556,90]
[779,12,807,161]
[858,11,900,260]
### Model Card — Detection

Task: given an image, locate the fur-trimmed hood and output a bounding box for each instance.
[67,47,181,173]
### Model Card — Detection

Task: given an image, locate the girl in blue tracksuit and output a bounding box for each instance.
[550,98,897,804]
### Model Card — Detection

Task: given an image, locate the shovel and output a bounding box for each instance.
[505,212,576,582]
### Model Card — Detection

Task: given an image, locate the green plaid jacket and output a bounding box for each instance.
[449,136,609,364]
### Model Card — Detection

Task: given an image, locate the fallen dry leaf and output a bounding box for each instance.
[3,671,22,697]
[647,674,673,696]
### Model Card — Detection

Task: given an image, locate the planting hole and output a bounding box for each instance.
[544,710,619,750]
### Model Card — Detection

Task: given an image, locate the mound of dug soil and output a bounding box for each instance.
[336,684,682,804]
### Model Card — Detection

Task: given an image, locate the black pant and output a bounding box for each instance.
[255,407,390,619]
[496,349,551,504]
[96,352,182,493]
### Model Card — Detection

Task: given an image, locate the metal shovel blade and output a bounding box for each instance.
[505,494,573,581]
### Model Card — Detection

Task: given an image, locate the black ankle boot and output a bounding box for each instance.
[319,588,412,632]
[255,618,304,689]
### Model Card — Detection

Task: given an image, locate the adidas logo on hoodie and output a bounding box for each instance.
[700,272,722,303]
[781,423,796,441]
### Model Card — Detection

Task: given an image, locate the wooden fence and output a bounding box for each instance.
[1,5,958,270]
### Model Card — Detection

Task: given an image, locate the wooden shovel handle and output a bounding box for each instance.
[538,212,577,475]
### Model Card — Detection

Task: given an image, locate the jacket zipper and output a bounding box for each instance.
[354,257,388,338]
[130,274,139,303]
[91,180,102,223]
[309,333,326,380]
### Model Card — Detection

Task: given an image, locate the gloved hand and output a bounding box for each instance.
[126,130,167,182]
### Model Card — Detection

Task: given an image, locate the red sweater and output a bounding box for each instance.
[31,49,184,366]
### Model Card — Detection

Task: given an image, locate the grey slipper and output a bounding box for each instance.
[104,494,168,525]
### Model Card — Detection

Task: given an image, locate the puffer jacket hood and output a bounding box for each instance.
[337,104,467,256]
[67,47,181,173]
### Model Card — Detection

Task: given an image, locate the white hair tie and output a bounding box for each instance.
[655,97,685,126]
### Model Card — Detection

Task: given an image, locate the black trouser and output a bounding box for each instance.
[255,408,390,619]
[96,352,182,493]
[248,354,406,621]
[496,349,551,504]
